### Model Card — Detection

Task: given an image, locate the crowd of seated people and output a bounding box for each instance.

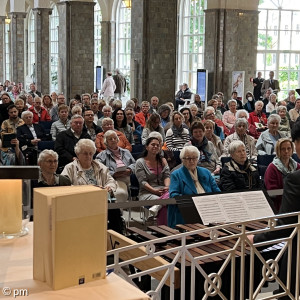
[1,79,300,231]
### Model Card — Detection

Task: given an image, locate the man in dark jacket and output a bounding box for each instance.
[54,114,91,170]
[175,83,192,110]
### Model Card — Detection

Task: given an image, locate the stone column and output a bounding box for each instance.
[9,12,27,85]
[101,21,115,74]
[57,1,95,101]
[33,8,52,94]
[204,9,259,101]
[0,17,6,83]
[131,0,177,103]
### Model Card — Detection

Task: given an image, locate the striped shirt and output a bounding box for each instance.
[166,127,190,151]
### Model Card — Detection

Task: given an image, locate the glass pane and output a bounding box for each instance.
[258,10,267,29]
[267,10,279,30]
[258,0,277,9]
[257,30,267,50]
[291,31,300,50]
[292,11,300,30]
[280,11,291,30]
[279,53,289,68]
[265,53,276,70]
[267,31,278,50]
[256,53,265,70]
[279,30,291,50]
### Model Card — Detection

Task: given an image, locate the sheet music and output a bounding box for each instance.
[192,191,274,225]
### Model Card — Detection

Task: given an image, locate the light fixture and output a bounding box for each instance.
[123,0,131,8]
[5,14,11,25]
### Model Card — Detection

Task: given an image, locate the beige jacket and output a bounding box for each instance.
[61,159,117,192]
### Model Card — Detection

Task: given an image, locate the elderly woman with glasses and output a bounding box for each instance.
[223,118,257,162]
[256,114,288,155]
[61,138,117,193]
[248,100,268,137]
[219,140,260,191]
[33,150,71,187]
[203,106,229,139]
[168,145,220,228]
[97,130,136,203]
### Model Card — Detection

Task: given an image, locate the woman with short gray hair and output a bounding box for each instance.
[223,118,257,162]
[256,114,288,155]
[62,138,117,194]
[97,130,136,203]
[219,141,260,191]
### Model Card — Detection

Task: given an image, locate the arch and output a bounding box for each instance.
[177,0,206,92]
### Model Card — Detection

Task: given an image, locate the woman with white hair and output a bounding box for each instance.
[256,114,288,155]
[223,118,257,162]
[276,105,290,136]
[228,109,258,139]
[168,145,220,228]
[61,139,117,194]
[248,100,268,137]
[97,130,136,203]
[266,93,277,114]
[222,99,237,129]
[219,141,260,191]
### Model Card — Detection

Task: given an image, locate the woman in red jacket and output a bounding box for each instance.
[264,138,300,212]
[248,100,267,137]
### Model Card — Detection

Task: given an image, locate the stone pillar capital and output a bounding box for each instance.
[0,16,6,21]
[32,8,53,16]
[8,12,27,19]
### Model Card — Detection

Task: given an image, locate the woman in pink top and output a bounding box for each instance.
[222,99,237,129]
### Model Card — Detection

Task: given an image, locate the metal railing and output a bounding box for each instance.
[106,212,300,300]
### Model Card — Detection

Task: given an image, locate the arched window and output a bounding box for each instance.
[5,22,10,81]
[116,0,131,85]
[178,0,206,92]
[257,0,300,99]
[28,10,35,83]
[94,0,102,90]
[50,4,59,93]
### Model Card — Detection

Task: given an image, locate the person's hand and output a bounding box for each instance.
[162,186,169,192]
[31,139,41,146]
[248,234,254,244]
[73,157,77,161]
[10,138,19,147]
[213,168,221,175]
[253,83,257,87]
[105,186,112,193]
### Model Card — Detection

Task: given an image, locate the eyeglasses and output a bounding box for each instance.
[44,160,58,164]
[2,97,9,100]
[206,113,215,117]
[85,114,94,117]
[182,157,198,162]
